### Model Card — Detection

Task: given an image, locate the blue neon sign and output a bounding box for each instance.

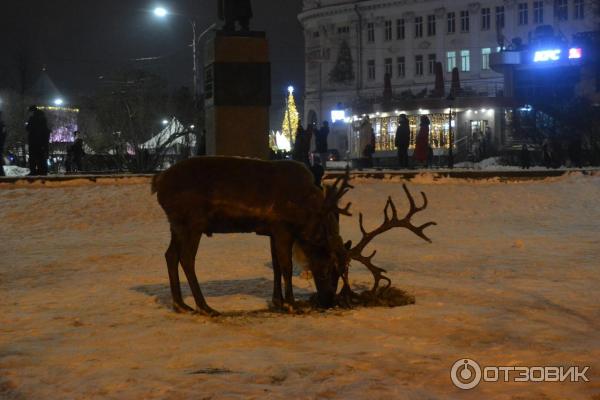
[533,48,583,63]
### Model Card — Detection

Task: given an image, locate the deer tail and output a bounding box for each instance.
[151,172,162,195]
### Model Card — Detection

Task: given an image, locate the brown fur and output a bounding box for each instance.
[153,156,341,315]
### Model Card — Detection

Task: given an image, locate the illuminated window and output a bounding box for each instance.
[447,51,457,72]
[461,50,471,72]
[482,48,491,70]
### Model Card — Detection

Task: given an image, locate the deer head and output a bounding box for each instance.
[321,168,437,300]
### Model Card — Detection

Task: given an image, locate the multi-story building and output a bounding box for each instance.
[298,0,599,163]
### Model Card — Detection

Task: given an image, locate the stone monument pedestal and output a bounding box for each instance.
[204,31,271,159]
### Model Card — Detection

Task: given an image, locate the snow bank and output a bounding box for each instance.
[1,175,599,399]
[2,165,30,177]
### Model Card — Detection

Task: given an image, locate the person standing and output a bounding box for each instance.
[293,123,311,167]
[315,121,329,169]
[541,137,552,169]
[0,111,6,177]
[26,105,51,176]
[358,116,374,168]
[413,116,430,167]
[71,131,85,172]
[395,114,410,169]
[520,144,531,169]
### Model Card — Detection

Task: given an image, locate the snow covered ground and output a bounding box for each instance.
[1,174,599,399]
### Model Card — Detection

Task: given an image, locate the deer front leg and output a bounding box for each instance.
[179,231,220,317]
[165,231,194,313]
[272,229,296,310]
[270,236,284,309]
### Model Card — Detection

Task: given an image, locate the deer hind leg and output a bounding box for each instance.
[165,230,194,313]
[272,230,295,308]
[270,236,284,309]
[179,231,220,317]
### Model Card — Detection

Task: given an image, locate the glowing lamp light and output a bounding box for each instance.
[331,110,346,123]
[154,7,168,17]
[53,98,64,106]
[534,49,561,62]
[568,48,583,60]
[287,86,294,94]
[162,119,169,125]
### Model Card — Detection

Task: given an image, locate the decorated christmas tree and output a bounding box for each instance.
[281,86,299,144]
[329,40,355,84]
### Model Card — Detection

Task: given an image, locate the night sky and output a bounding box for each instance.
[0,0,305,125]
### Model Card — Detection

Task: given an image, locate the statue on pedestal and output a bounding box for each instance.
[218,0,253,32]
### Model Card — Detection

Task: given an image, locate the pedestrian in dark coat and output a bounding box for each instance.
[413,116,430,167]
[395,114,410,168]
[520,144,531,169]
[310,156,325,188]
[315,121,329,168]
[293,123,311,167]
[26,106,51,176]
[70,131,85,172]
[0,112,6,177]
[542,138,552,169]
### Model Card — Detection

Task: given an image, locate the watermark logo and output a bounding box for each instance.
[451,359,482,389]
[451,359,590,390]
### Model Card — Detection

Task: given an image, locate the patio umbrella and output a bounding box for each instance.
[450,67,461,97]
[432,62,445,97]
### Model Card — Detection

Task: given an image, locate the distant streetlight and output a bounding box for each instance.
[54,98,64,106]
[162,119,169,125]
[151,6,216,107]
[153,7,168,17]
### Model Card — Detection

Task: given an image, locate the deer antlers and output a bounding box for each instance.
[324,170,437,296]
[324,167,354,217]
[346,184,437,293]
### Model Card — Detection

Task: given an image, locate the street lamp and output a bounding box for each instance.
[151,6,215,108]
[153,7,168,17]
[54,98,64,106]
[447,93,455,169]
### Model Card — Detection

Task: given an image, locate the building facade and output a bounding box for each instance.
[298,0,599,162]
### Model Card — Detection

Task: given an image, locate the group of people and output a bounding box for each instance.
[0,105,85,177]
[395,114,433,169]
[292,120,330,187]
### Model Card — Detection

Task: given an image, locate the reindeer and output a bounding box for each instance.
[152,156,436,315]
